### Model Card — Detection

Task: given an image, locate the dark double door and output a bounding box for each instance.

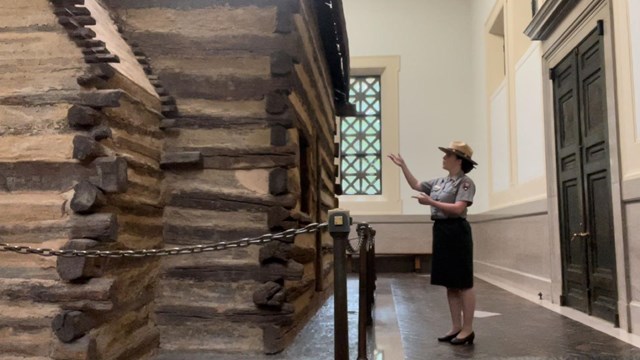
[551,25,618,324]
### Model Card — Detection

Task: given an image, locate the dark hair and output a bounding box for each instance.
[456,155,475,174]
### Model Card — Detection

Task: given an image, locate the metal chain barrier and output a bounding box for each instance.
[0,222,328,258]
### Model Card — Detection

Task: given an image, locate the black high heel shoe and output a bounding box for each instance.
[437,331,460,342]
[450,332,474,345]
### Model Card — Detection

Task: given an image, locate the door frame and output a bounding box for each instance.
[539,0,630,330]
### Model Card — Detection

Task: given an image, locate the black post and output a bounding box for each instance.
[367,229,376,325]
[328,209,351,360]
[357,223,369,360]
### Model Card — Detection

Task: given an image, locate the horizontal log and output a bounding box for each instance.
[90,125,112,141]
[0,277,114,303]
[71,180,105,213]
[125,31,300,59]
[271,51,294,76]
[51,0,85,5]
[77,90,123,108]
[167,191,297,210]
[253,281,285,309]
[56,239,103,281]
[164,260,301,283]
[54,7,92,17]
[90,156,128,193]
[72,135,110,161]
[52,310,95,343]
[68,105,105,128]
[163,224,266,244]
[70,27,96,40]
[160,151,203,169]
[266,92,289,114]
[69,213,118,242]
[202,153,296,170]
[157,71,291,101]
[284,277,314,302]
[51,335,98,360]
[271,125,288,146]
[259,242,291,263]
[289,245,315,264]
[85,54,120,64]
[159,112,293,129]
[0,161,92,192]
[269,167,288,195]
[104,0,296,9]
[267,206,290,230]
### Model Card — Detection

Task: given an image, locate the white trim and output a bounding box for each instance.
[338,56,402,215]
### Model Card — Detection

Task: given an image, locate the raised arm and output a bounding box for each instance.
[388,154,422,191]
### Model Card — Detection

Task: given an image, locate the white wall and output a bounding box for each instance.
[343,0,480,214]
[468,0,496,213]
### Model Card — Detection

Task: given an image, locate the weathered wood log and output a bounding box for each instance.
[52,310,96,343]
[289,245,315,264]
[276,5,294,34]
[259,242,292,264]
[271,125,288,146]
[267,206,290,230]
[71,180,105,213]
[77,74,108,88]
[78,90,123,108]
[71,28,96,40]
[91,156,128,193]
[266,92,288,114]
[54,7,92,17]
[85,54,120,64]
[90,125,112,141]
[168,191,296,210]
[264,260,303,281]
[253,281,285,309]
[160,151,203,169]
[202,154,296,170]
[271,51,294,76]
[51,0,85,6]
[269,167,288,195]
[58,16,81,30]
[72,135,109,161]
[285,277,315,302]
[56,239,102,281]
[51,334,98,360]
[0,277,114,303]
[68,105,104,128]
[69,213,118,242]
[158,72,290,101]
[165,260,305,283]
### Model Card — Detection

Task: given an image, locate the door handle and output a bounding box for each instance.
[570,232,590,241]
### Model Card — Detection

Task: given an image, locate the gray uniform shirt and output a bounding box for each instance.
[420,172,476,219]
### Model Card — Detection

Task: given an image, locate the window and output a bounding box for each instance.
[340,76,382,195]
[337,56,401,215]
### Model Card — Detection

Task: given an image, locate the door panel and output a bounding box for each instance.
[553,25,618,323]
[553,50,589,313]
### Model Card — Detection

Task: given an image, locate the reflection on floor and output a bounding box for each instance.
[165,274,640,360]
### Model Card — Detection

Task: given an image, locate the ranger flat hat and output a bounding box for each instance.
[438,141,478,166]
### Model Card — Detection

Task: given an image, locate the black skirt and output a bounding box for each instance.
[431,218,473,289]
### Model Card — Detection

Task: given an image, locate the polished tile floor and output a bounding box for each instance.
[167,274,640,360]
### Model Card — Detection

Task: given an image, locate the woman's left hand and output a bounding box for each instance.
[411,192,433,205]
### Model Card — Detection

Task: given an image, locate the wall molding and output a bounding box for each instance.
[524,0,580,40]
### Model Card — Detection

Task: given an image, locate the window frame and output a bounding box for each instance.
[337,56,401,214]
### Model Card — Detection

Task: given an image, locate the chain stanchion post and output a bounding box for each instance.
[367,228,376,325]
[328,209,351,360]
[357,223,369,360]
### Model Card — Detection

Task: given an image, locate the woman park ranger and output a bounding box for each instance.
[388,141,478,345]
